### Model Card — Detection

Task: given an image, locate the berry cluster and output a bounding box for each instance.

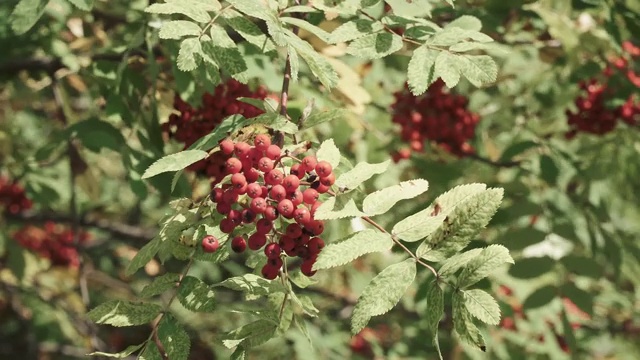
[161,79,267,183]
[0,177,32,215]
[12,222,90,268]
[566,41,640,138]
[390,79,479,162]
[202,135,334,279]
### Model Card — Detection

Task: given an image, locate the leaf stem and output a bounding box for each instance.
[360,216,438,277]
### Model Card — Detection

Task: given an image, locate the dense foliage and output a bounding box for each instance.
[1,0,639,359]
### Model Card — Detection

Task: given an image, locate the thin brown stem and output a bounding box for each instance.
[360,216,438,277]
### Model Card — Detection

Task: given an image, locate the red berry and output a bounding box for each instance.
[201,235,220,253]
[216,202,232,215]
[307,220,324,235]
[308,237,325,253]
[225,158,242,174]
[283,175,300,193]
[261,264,279,280]
[319,173,336,186]
[219,139,235,155]
[277,199,295,218]
[303,188,319,204]
[231,173,247,189]
[290,163,304,178]
[269,184,287,201]
[246,183,263,198]
[231,236,247,253]
[301,156,317,173]
[310,201,322,215]
[264,243,281,258]
[315,161,332,177]
[268,256,283,269]
[256,219,273,234]
[241,209,257,224]
[258,157,275,173]
[211,187,224,202]
[293,207,311,225]
[301,258,317,276]
[316,183,330,194]
[265,169,284,185]
[288,190,303,206]
[250,197,267,214]
[254,134,271,151]
[220,218,236,233]
[265,145,281,160]
[248,233,267,250]
[264,206,278,221]
[286,223,303,238]
[234,142,251,158]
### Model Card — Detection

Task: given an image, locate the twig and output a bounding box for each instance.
[361,216,439,277]
[7,211,156,242]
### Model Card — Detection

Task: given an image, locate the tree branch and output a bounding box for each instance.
[466,153,522,168]
[7,210,156,242]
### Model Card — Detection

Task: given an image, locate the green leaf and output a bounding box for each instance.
[431,183,487,215]
[205,25,249,79]
[346,32,404,60]
[425,281,444,360]
[222,320,278,349]
[392,213,447,243]
[452,291,485,351]
[418,188,504,261]
[457,54,497,87]
[363,179,429,216]
[313,197,366,220]
[385,0,433,17]
[523,285,556,310]
[539,155,559,184]
[140,273,180,298]
[88,344,144,358]
[560,255,602,278]
[281,17,330,42]
[560,308,579,354]
[285,31,338,89]
[88,301,162,327]
[445,15,482,31]
[462,289,501,325]
[434,51,460,88]
[508,256,555,279]
[145,1,212,23]
[252,113,298,133]
[10,0,50,35]
[313,229,393,270]
[429,27,493,47]
[560,283,593,315]
[222,11,276,52]
[226,0,285,46]
[456,244,513,288]
[142,150,208,179]
[217,274,283,297]
[177,37,202,72]
[328,19,384,44]
[407,46,439,96]
[187,114,248,151]
[66,0,94,11]
[288,45,300,81]
[177,276,216,312]
[335,160,389,193]
[301,108,346,129]
[315,138,341,169]
[68,118,126,152]
[351,259,417,334]
[125,238,161,276]
[437,248,482,277]
[157,315,191,360]
[499,140,538,162]
[230,347,246,360]
[159,20,202,40]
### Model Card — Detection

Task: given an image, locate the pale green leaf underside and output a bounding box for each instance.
[10,0,50,35]
[142,150,208,179]
[145,1,212,23]
[346,32,403,60]
[363,179,429,216]
[159,20,202,40]
[88,301,162,327]
[335,160,390,192]
[351,259,417,334]
[313,197,366,220]
[437,248,482,277]
[407,45,439,96]
[313,229,393,270]
[452,291,485,350]
[462,289,501,325]
[315,138,341,169]
[457,244,513,288]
